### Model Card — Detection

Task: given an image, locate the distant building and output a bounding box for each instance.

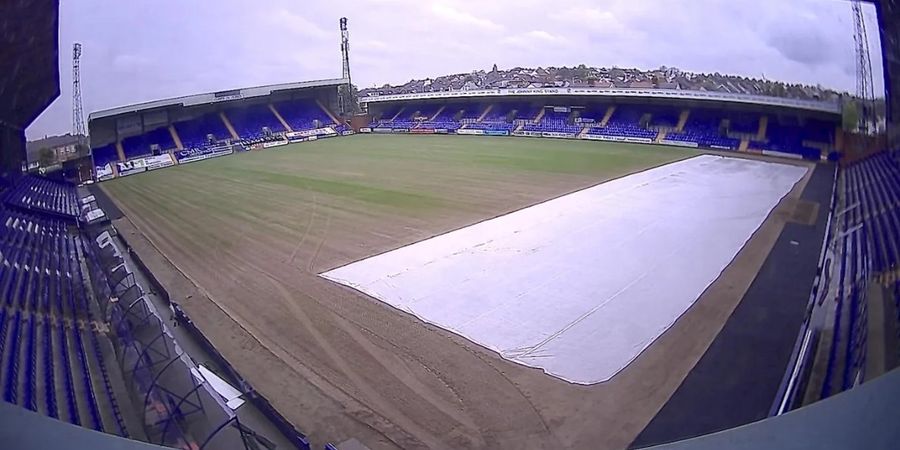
[629,81,654,89]
[26,134,87,166]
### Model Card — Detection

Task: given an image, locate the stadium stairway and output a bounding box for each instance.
[389,107,405,122]
[429,106,445,121]
[720,118,730,133]
[532,107,546,124]
[167,149,178,164]
[578,124,591,139]
[738,137,751,152]
[315,99,340,125]
[114,142,125,162]
[676,109,691,132]
[757,115,769,141]
[655,130,668,143]
[268,104,293,132]
[476,104,493,122]
[218,112,239,140]
[167,125,183,150]
[600,106,616,127]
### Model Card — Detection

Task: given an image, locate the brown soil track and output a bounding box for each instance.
[103,139,814,450]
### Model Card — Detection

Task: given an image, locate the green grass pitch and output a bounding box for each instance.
[105,134,696,212]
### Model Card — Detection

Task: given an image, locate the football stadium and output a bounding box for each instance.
[2,1,900,450]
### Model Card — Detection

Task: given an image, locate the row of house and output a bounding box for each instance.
[359,65,842,102]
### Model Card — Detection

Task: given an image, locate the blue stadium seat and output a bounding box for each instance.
[121,127,176,159]
[275,100,333,132]
[226,104,285,140]
[91,144,119,169]
[3,175,80,218]
[4,310,22,404]
[174,113,231,149]
[43,319,58,419]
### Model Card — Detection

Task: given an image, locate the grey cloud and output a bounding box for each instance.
[764,15,841,67]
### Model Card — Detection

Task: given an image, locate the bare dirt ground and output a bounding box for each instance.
[103,136,815,449]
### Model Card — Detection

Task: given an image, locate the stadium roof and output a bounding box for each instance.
[88,77,349,122]
[360,87,842,116]
[0,0,60,128]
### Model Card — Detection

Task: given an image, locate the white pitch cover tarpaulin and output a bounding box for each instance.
[321,155,808,384]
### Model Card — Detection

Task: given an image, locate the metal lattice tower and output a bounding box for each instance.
[852,1,875,133]
[72,43,86,137]
[339,17,352,115]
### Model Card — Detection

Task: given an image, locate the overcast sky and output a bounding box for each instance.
[26,0,884,139]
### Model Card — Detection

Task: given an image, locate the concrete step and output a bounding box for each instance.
[219,112,239,140]
[676,110,690,132]
[600,106,616,127]
[168,125,183,150]
[315,99,341,125]
[757,115,768,141]
[115,142,125,162]
[430,105,446,121]
[476,104,493,122]
[390,107,405,122]
[269,104,293,132]
[532,107,546,124]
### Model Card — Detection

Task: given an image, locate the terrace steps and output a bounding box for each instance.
[757,115,769,141]
[389,107,405,122]
[430,106,446,121]
[578,125,591,139]
[269,104,293,132]
[476,104,493,122]
[316,99,341,125]
[532,107,546,124]
[168,125,183,150]
[114,142,125,162]
[676,110,691,132]
[655,130,668,143]
[600,106,616,127]
[218,112,239,140]
[738,137,750,152]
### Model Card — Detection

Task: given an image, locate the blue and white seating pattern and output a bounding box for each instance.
[523,110,581,134]
[415,103,467,131]
[3,176,80,219]
[585,106,658,140]
[647,107,679,128]
[0,201,128,437]
[174,113,232,150]
[275,100,334,132]
[820,152,900,399]
[664,109,740,149]
[843,153,900,273]
[227,105,285,140]
[754,119,833,159]
[820,219,870,398]
[92,144,119,169]
[122,127,176,159]
[365,102,839,159]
